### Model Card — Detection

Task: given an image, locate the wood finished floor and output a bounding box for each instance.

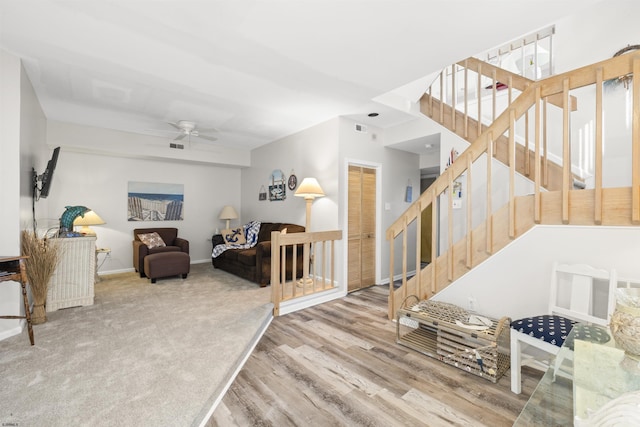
[209,285,544,427]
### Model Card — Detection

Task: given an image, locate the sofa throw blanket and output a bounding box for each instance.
[212,220,261,258]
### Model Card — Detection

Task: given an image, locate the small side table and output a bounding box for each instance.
[0,255,34,345]
[95,247,111,283]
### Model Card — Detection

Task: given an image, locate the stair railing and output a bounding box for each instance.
[387,52,640,320]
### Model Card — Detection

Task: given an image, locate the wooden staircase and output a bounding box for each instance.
[387,52,640,320]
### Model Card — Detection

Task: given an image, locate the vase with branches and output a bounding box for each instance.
[20,230,61,324]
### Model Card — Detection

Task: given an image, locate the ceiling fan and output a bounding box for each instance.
[165,120,218,142]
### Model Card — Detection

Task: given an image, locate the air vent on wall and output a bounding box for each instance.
[355,123,367,133]
[170,143,184,149]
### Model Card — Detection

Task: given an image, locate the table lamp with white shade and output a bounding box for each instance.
[219,205,239,229]
[73,210,105,236]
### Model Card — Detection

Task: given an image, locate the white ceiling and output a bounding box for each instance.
[0,0,602,153]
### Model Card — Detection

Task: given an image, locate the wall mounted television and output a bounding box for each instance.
[34,146,60,200]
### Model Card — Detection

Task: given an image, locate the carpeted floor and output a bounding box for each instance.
[0,263,272,427]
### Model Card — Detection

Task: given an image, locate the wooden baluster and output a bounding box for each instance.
[452,65,456,132]
[431,188,437,294]
[428,85,433,117]
[402,218,408,300]
[466,153,472,268]
[388,233,395,320]
[543,98,549,187]
[534,87,542,223]
[509,109,516,238]
[486,132,493,254]
[633,58,640,223]
[562,78,570,224]
[448,168,454,281]
[271,231,281,316]
[525,108,530,177]
[439,70,445,124]
[415,200,422,296]
[329,240,338,290]
[464,60,469,139]
[492,69,497,122]
[477,62,482,136]
[595,68,603,224]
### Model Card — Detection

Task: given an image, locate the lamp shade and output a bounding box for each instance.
[73,210,105,236]
[73,210,105,226]
[218,205,238,220]
[294,177,325,200]
[219,205,238,229]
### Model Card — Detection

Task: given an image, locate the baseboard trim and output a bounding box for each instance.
[0,319,26,342]
[378,269,417,286]
[278,287,346,316]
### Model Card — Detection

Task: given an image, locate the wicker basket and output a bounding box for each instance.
[396,296,511,383]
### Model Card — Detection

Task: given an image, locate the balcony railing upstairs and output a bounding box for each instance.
[387,52,640,320]
[423,56,578,191]
[271,230,343,316]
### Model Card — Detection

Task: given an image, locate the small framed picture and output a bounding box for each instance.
[288,174,297,191]
[259,186,267,201]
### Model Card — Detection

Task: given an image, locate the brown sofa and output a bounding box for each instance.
[133,228,190,278]
[211,222,304,286]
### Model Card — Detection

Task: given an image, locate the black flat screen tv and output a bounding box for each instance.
[39,147,60,198]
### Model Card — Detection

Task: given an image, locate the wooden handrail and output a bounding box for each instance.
[387,52,640,320]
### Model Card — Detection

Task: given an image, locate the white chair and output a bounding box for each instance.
[510,262,617,394]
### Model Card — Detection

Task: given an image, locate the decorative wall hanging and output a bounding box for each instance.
[288,170,298,191]
[605,44,639,90]
[405,180,412,203]
[259,185,267,201]
[128,181,184,221]
[269,169,286,201]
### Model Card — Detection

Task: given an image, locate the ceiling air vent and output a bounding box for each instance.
[170,143,184,149]
[355,123,367,133]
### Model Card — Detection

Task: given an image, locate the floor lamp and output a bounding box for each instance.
[294,177,325,285]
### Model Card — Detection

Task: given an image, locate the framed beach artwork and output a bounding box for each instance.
[128,181,184,221]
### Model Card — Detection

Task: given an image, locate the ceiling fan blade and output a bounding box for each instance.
[167,122,181,130]
[174,133,187,141]
[196,127,219,133]
[196,134,218,142]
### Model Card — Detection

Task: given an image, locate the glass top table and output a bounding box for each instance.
[514,323,640,426]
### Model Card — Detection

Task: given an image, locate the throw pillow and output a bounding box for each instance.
[138,232,166,249]
[222,227,247,245]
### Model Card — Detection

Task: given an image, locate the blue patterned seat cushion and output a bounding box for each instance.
[510,315,576,347]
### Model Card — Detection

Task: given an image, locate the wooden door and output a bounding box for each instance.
[348,165,376,292]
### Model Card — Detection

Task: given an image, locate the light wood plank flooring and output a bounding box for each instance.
[209,285,544,426]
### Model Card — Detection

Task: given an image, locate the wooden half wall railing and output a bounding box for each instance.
[271,229,342,316]
[387,52,640,320]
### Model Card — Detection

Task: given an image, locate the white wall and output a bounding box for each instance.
[338,117,420,282]
[241,116,420,289]
[241,118,340,231]
[0,50,48,340]
[0,50,25,339]
[434,226,640,320]
[45,124,243,272]
[553,0,640,74]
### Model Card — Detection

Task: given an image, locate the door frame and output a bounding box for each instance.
[342,158,382,291]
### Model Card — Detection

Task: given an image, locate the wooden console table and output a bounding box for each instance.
[0,255,34,345]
